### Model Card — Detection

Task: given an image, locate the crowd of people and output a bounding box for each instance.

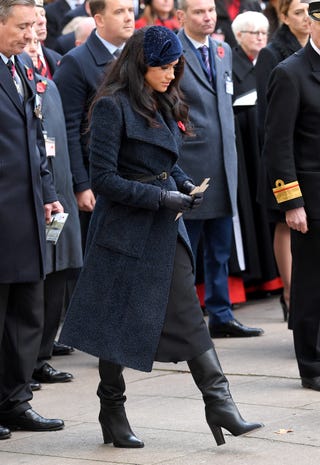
[0,0,319,452]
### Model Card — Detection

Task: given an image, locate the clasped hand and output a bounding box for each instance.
[160,188,204,213]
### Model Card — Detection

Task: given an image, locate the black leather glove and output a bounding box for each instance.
[182,180,204,210]
[181,180,196,194]
[160,190,193,212]
[190,192,204,209]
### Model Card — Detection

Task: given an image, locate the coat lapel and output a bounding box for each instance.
[121,95,180,157]
[0,58,25,113]
[87,30,114,67]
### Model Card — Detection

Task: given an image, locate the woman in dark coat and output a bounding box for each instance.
[59,26,262,449]
[255,0,310,321]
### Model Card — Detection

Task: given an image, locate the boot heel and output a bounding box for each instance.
[210,425,225,446]
[101,424,113,444]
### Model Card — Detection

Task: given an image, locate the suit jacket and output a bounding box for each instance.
[177,30,237,219]
[42,46,62,76]
[55,32,76,55]
[45,0,71,50]
[0,53,56,283]
[54,29,114,193]
[263,41,320,219]
[60,91,192,372]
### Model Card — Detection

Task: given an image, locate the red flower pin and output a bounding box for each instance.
[217,44,225,59]
[36,80,47,93]
[25,66,34,81]
[177,121,186,132]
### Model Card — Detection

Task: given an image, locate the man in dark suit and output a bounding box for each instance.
[0,0,64,439]
[263,0,320,391]
[54,0,135,249]
[176,0,264,338]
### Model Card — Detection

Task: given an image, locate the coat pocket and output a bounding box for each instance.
[94,204,154,258]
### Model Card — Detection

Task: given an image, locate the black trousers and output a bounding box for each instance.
[0,281,43,417]
[36,270,67,366]
[291,221,320,378]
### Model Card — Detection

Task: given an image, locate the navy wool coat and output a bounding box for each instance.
[60,92,193,372]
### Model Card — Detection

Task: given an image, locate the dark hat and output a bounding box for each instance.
[308,0,320,21]
[143,26,183,67]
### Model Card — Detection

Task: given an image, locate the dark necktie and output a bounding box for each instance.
[198,45,213,84]
[7,59,24,101]
[113,48,122,59]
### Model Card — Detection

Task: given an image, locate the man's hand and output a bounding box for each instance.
[44,201,64,224]
[76,189,96,212]
[286,207,308,234]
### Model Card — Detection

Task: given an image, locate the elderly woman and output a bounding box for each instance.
[228,12,280,302]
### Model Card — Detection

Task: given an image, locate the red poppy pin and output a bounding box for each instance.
[217,44,225,59]
[177,121,186,132]
[36,80,47,94]
[25,65,34,81]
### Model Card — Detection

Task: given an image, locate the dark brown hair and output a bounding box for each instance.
[90,28,190,131]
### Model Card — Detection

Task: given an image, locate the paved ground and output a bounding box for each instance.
[1,294,320,465]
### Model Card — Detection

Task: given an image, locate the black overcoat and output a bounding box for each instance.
[263,41,320,218]
[0,54,56,283]
[60,92,193,372]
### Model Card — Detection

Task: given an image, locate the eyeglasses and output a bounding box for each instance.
[241,30,268,36]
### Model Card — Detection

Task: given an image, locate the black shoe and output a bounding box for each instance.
[52,341,74,356]
[2,409,64,431]
[301,376,320,391]
[0,425,11,439]
[209,319,264,338]
[30,380,42,391]
[33,362,73,383]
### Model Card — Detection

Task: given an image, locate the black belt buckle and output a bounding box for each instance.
[157,171,168,181]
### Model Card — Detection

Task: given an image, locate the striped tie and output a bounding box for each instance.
[198,45,212,83]
[7,59,24,101]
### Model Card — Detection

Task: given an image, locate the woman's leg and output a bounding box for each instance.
[188,348,263,445]
[273,222,291,320]
[97,359,144,448]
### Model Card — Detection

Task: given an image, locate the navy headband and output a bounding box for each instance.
[144,26,183,67]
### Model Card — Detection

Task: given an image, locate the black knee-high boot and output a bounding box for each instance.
[188,348,263,446]
[97,359,144,448]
